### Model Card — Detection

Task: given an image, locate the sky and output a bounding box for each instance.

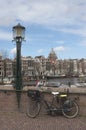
[0,0,86,59]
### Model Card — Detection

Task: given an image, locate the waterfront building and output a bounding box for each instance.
[0,55,4,82]
[4,58,13,78]
[80,59,86,75]
[47,48,58,75]
[0,49,86,83]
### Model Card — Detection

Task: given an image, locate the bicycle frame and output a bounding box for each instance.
[41,93,78,117]
[40,93,65,114]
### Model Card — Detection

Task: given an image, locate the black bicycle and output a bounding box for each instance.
[26,89,79,118]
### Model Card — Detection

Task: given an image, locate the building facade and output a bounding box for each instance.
[0,49,86,83]
[0,55,4,82]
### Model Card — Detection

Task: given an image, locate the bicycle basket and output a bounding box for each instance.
[27,90,40,100]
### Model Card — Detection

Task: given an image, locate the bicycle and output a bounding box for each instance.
[26,89,79,119]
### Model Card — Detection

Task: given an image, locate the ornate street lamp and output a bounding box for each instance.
[12,23,25,109]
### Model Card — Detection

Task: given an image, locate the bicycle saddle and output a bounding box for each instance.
[52,92,59,95]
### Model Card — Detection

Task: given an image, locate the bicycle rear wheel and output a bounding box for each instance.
[26,98,41,118]
[62,100,79,119]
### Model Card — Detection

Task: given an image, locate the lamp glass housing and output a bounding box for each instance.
[13,23,25,40]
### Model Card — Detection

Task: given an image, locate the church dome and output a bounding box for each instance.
[48,48,58,61]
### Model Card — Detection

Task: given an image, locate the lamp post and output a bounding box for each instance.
[12,23,25,109]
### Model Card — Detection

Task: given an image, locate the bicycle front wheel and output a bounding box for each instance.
[26,98,41,118]
[62,100,79,119]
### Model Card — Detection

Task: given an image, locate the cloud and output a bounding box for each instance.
[37,49,44,53]
[55,40,65,44]
[0,30,11,40]
[10,47,16,54]
[0,0,86,38]
[54,46,66,52]
[0,0,85,26]
[58,27,86,37]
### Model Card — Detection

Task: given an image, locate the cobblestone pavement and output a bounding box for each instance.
[0,111,86,130]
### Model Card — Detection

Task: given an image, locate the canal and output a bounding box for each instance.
[46,76,86,85]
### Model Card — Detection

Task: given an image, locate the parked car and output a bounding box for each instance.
[45,82,61,87]
[75,83,86,87]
